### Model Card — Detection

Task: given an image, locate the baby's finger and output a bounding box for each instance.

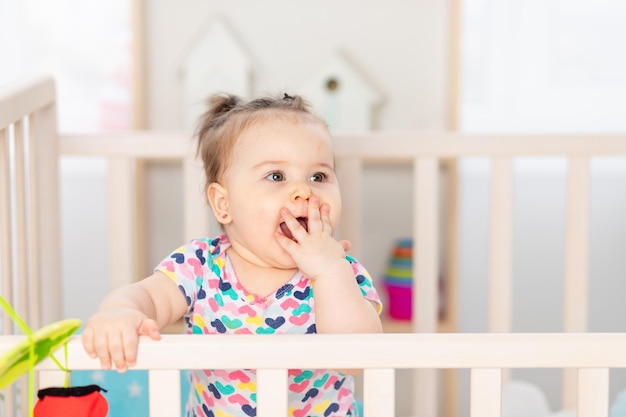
[280,208,307,241]
[108,333,129,372]
[319,203,333,233]
[275,230,298,252]
[306,196,322,233]
[81,326,97,358]
[121,326,140,368]
[92,333,112,370]
[139,319,162,341]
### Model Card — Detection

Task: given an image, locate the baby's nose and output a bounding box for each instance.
[290,180,311,202]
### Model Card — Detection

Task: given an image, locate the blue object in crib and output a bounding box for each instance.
[72,370,191,417]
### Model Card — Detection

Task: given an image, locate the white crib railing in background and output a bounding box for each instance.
[334,133,626,414]
[4,77,626,417]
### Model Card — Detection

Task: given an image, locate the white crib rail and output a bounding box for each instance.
[2,333,625,417]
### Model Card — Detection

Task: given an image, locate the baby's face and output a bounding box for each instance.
[219,118,341,269]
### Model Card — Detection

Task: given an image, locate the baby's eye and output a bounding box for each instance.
[265,171,285,182]
[309,172,327,183]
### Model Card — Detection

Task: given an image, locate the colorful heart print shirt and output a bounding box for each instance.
[155,235,382,417]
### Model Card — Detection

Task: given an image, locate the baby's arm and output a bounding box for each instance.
[276,197,382,335]
[82,271,187,372]
[309,260,382,334]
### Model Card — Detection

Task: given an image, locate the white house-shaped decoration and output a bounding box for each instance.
[180,19,252,131]
[297,52,381,132]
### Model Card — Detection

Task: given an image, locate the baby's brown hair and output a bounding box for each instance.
[195,93,326,193]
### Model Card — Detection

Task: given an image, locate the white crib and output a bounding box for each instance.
[3,77,626,417]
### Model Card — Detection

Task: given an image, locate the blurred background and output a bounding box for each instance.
[1,1,626,416]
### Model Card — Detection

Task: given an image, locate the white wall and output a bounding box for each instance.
[144,1,450,131]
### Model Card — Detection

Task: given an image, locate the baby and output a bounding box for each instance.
[82,93,383,416]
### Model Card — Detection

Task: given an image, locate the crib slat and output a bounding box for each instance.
[149,370,181,417]
[363,368,395,417]
[0,127,14,333]
[562,156,590,409]
[29,101,61,324]
[183,147,213,241]
[413,157,439,417]
[26,118,42,330]
[108,158,137,289]
[13,122,29,417]
[578,368,609,417]
[13,121,30,325]
[413,156,439,333]
[256,369,288,417]
[336,156,363,259]
[2,385,15,417]
[413,368,437,417]
[564,156,590,332]
[13,120,38,407]
[488,157,513,333]
[470,368,502,417]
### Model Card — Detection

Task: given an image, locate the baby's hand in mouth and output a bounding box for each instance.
[280,217,308,240]
[275,197,346,280]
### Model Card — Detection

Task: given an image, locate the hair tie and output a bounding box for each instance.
[283,93,294,101]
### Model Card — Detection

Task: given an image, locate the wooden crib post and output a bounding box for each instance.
[577,368,609,417]
[27,88,62,325]
[149,370,181,417]
[363,368,395,416]
[562,156,590,409]
[336,156,363,259]
[488,157,513,336]
[470,368,502,417]
[108,158,138,288]
[412,156,439,417]
[10,119,31,417]
[0,125,17,417]
[256,369,289,417]
[182,146,213,241]
[564,156,590,333]
[0,128,13,333]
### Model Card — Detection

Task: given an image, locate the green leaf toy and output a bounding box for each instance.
[0,295,81,416]
[0,317,81,389]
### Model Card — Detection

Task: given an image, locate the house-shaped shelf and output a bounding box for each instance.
[298,53,382,132]
[180,19,252,130]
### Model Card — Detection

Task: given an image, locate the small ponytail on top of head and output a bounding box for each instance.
[194,93,241,142]
[194,91,326,195]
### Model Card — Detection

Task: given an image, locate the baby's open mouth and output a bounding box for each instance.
[280,217,308,240]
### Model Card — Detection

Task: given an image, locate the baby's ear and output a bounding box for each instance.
[207,183,231,224]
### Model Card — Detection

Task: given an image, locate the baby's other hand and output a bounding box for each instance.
[82,308,161,373]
